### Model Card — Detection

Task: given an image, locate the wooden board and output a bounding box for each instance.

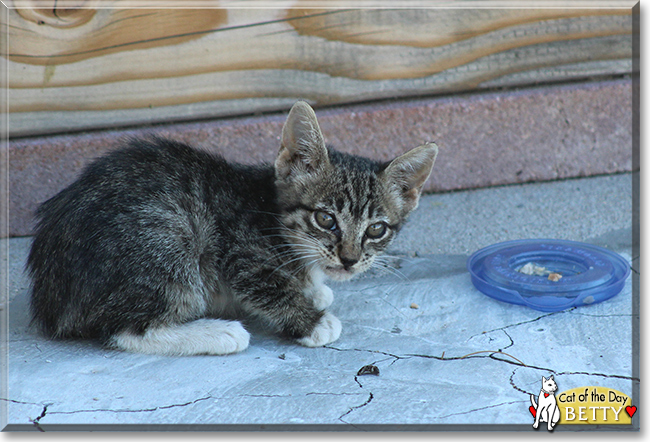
[5,1,636,137]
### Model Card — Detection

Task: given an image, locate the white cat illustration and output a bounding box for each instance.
[530,375,560,431]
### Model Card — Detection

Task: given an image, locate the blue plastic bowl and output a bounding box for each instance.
[467,239,630,312]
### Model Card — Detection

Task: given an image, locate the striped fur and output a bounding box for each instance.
[27,102,437,355]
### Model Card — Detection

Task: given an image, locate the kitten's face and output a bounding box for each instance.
[274,101,438,282]
[278,155,402,281]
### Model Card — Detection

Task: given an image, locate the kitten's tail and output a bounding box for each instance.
[530,394,537,408]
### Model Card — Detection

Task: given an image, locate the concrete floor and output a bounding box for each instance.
[1,173,638,431]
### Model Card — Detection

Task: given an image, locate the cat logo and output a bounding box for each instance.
[528,376,636,429]
[529,375,560,431]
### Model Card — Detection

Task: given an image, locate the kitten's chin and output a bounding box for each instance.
[323,266,357,281]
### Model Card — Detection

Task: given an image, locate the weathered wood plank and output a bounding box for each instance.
[4,3,635,137]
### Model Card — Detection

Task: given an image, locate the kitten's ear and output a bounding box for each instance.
[543,376,548,383]
[275,101,330,180]
[382,142,438,213]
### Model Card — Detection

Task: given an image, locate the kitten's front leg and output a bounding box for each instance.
[296,311,341,347]
[304,283,334,311]
[227,257,341,347]
[303,268,333,310]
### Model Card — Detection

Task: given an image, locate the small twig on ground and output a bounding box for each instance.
[459,350,526,366]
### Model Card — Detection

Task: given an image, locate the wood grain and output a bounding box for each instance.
[10,8,228,66]
[5,3,635,136]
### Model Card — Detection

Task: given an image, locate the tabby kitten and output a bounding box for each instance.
[27,102,438,356]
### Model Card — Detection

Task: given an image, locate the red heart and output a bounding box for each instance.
[529,405,537,418]
[626,406,637,418]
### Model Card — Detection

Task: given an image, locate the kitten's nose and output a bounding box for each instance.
[340,256,359,270]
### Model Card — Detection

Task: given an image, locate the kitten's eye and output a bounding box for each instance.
[314,211,336,230]
[366,222,387,239]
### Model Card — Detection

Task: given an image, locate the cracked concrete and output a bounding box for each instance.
[1,173,637,431]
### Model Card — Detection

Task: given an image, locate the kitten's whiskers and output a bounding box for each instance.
[371,256,409,281]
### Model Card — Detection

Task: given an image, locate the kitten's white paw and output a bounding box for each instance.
[214,320,250,354]
[305,284,334,310]
[297,312,342,347]
[111,319,250,356]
